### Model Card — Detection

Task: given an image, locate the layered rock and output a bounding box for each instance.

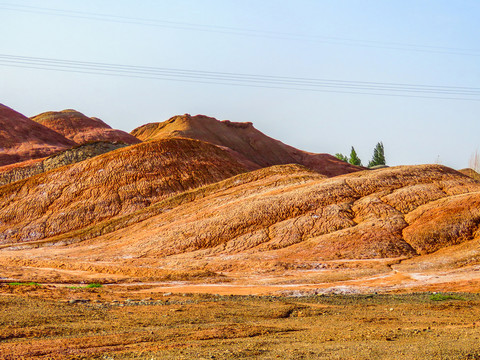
[8,164,480,273]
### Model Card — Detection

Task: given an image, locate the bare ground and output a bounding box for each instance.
[1,283,480,359]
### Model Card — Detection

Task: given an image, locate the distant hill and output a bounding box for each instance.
[32,109,141,145]
[131,114,362,177]
[0,104,75,166]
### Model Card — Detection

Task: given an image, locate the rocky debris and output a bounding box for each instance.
[131,114,362,176]
[0,104,75,166]
[31,109,140,145]
[0,141,129,186]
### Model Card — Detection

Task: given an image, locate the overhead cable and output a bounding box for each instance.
[1,54,479,101]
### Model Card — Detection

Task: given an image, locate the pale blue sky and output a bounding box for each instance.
[1,0,479,168]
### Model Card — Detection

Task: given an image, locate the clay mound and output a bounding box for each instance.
[0,138,248,244]
[22,164,480,275]
[131,114,362,176]
[0,141,129,186]
[32,109,141,145]
[0,104,75,166]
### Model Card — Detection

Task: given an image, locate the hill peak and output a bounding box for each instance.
[131,114,362,177]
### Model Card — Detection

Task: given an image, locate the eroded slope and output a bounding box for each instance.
[93,165,479,266]
[0,138,248,244]
[2,164,480,290]
[0,141,129,186]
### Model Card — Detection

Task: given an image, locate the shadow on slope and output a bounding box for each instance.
[0,141,130,186]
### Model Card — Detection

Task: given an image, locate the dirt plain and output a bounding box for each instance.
[1,283,480,359]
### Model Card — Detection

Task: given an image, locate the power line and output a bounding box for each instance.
[0,54,479,101]
[1,2,479,57]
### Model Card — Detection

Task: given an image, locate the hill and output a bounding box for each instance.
[131,114,362,176]
[32,109,141,145]
[0,138,248,244]
[0,104,75,166]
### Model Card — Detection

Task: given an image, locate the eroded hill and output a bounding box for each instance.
[131,114,362,176]
[32,109,140,145]
[65,164,480,267]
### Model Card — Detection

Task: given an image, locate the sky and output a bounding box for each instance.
[1,0,479,169]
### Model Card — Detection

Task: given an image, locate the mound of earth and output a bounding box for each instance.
[131,114,362,176]
[0,138,248,244]
[32,109,141,145]
[0,141,129,186]
[0,104,75,166]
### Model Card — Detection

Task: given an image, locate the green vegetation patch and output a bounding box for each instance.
[429,293,465,301]
[86,283,103,288]
[68,283,103,290]
[7,282,40,286]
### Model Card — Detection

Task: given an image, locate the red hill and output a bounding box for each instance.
[32,109,141,145]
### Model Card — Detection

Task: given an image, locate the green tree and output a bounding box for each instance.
[368,142,386,167]
[349,147,362,166]
[335,153,348,162]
